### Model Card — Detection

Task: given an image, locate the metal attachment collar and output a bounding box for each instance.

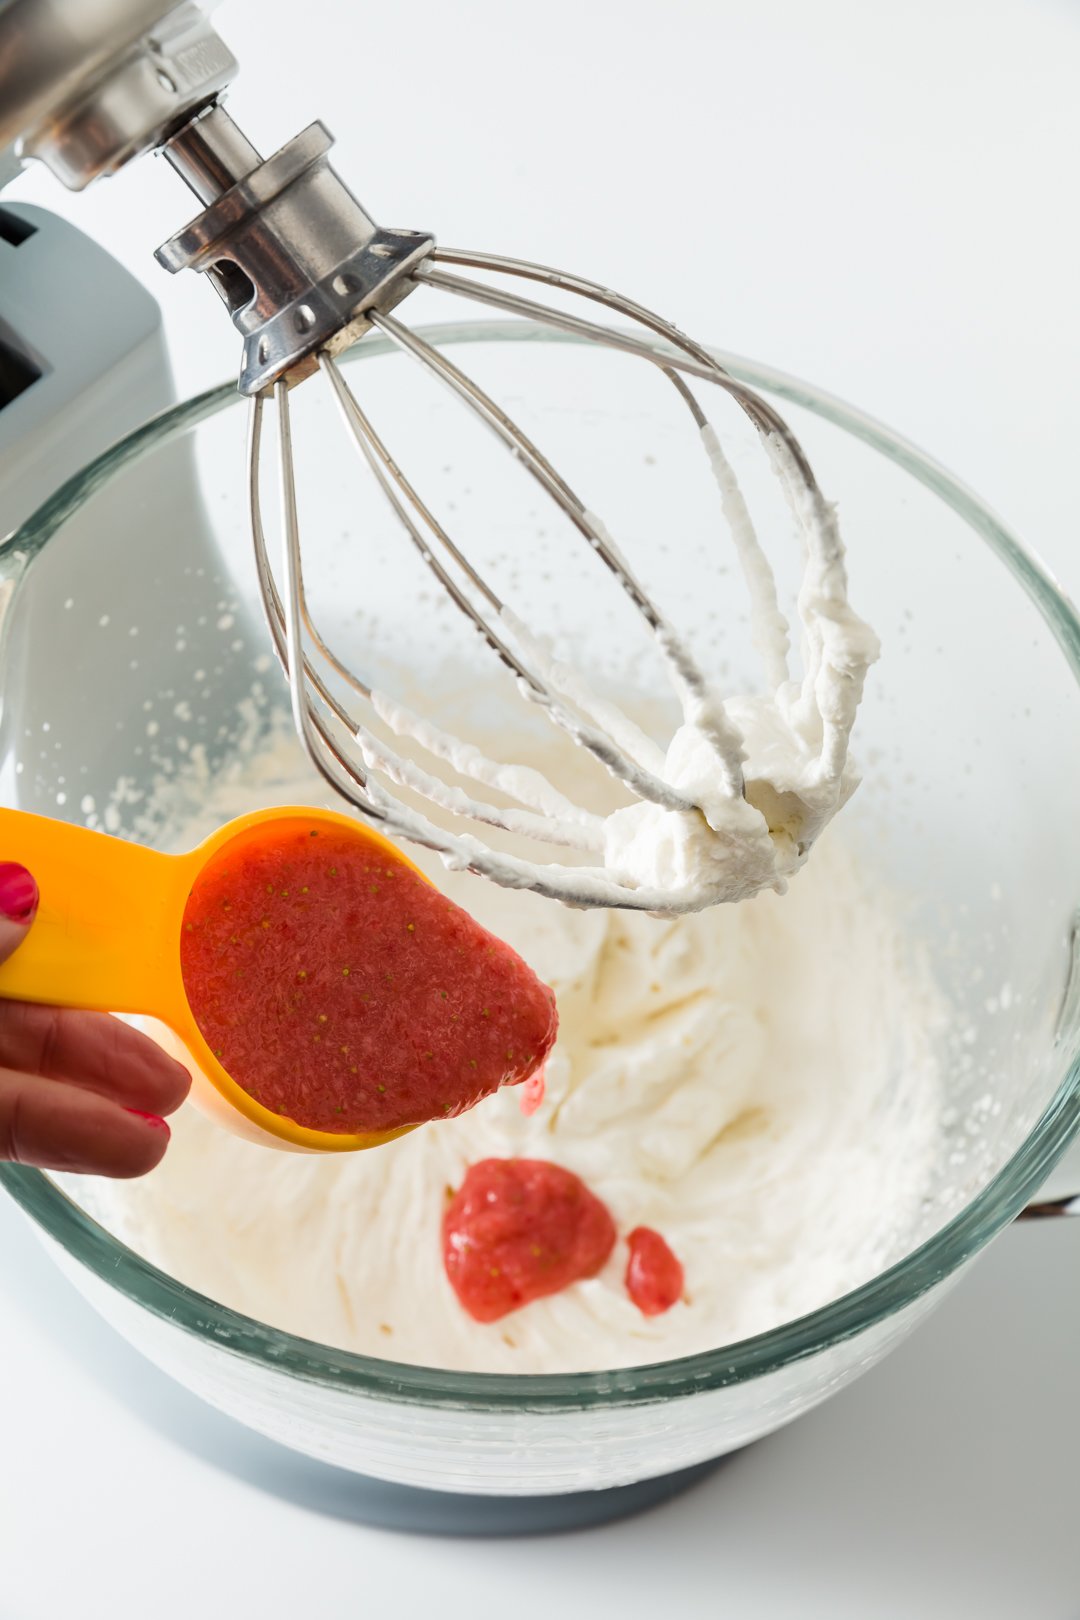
[156,111,433,394]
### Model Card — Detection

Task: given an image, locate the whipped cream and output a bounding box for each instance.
[91,732,943,1375]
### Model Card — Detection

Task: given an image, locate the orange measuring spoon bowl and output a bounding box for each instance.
[0,806,431,1151]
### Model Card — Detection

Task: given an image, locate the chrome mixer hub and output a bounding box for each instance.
[156,106,433,395]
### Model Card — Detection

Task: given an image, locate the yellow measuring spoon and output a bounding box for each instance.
[0,805,430,1152]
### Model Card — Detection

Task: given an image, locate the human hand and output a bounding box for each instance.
[0,863,190,1176]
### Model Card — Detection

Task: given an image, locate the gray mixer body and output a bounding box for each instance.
[0,199,265,824]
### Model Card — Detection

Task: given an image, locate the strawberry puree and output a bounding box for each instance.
[443,1157,616,1323]
[625,1226,684,1316]
[179,821,557,1134]
[518,1068,546,1116]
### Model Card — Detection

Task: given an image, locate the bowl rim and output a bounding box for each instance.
[3,319,1080,1413]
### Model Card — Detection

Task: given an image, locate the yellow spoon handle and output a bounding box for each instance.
[0,809,185,1015]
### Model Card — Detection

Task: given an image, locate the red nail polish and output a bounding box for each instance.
[0,863,38,924]
[124,1109,170,1135]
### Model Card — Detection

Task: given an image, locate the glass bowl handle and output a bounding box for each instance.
[1017,1194,1080,1220]
[1017,916,1080,1220]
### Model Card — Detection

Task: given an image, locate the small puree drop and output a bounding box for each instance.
[179,820,557,1134]
[624,1226,684,1316]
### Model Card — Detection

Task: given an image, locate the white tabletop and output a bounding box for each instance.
[5,0,1080,1611]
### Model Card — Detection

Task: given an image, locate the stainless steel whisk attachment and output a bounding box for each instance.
[151,103,846,913]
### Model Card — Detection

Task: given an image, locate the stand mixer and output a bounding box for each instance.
[0,0,876,913]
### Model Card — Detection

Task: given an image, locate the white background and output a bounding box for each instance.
[4,0,1080,1613]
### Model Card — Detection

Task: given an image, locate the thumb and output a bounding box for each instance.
[0,864,38,964]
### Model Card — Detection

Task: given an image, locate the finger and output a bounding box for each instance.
[0,864,38,964]
[0,1004,190,1116]
[0,1068,171,1178]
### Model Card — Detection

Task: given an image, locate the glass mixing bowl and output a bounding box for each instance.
[2,323,1079,1501]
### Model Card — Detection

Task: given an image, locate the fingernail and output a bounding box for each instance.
[0,863,38,924]
[124,1109,170,1135]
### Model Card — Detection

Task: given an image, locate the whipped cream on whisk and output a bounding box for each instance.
[581,428,878,904]
[364,426,878,913]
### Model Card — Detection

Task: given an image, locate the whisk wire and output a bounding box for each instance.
[320,343,700,816]
[423,251,821,494]
[370,308,745,795]
[249,391,384,814]
[253,378,608,853]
